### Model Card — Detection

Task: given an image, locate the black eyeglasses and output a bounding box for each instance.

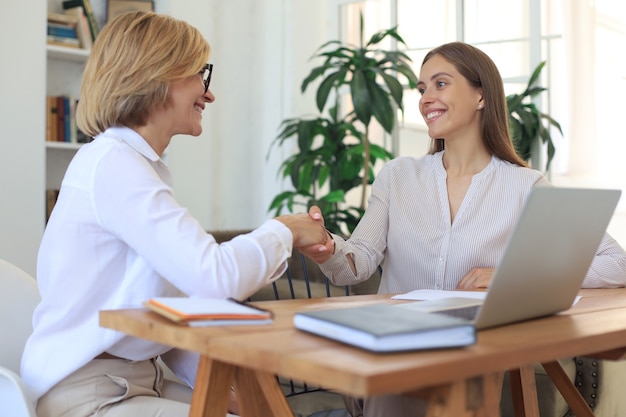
[201,63,213,93]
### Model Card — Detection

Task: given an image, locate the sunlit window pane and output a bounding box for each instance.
[476,41,530,88]
[464,0,529,43]
[397,0,457,48]
[594,1,626,177]
[339,1,392,49]
[402,49,429,128]
[541,0,563,36]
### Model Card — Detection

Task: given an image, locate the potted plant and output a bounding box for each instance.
[267,14,418,234]
[507,61,563,172]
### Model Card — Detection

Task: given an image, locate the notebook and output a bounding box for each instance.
[395,186,621,330]
[293,303,477,352]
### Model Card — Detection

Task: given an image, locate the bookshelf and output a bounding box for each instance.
[45,44,88,202]
[44,0,107,208]
[46,44,89,61]
[3,0,215,275]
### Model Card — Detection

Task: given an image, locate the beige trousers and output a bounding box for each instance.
[37,358,236,417]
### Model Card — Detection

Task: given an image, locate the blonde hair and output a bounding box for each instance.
[77,11,210,137]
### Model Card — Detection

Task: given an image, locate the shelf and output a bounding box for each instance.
[46,44,90,62]
[45,142,83,150]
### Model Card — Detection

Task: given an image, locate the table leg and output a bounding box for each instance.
[509,366,539,417]
[541,361,595,417]
[234,368,294,417]
[476,372,505,417]
[425,373,503,417]
[190,355,235,417]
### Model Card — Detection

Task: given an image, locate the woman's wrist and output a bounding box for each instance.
[325,229,336,255]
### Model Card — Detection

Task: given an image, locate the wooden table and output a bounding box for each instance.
[100,289,626,417]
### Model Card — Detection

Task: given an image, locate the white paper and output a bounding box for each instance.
[392,289,581,305]
[391,289,487,301]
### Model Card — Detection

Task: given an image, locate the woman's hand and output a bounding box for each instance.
[456,267,495,289]
[298,238,335,264]
[275,208,328,247]
[296,206,335,264]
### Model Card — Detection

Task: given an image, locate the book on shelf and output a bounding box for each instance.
[47,22,78,39]
[47,95,80,143]
[62,0,99,42]
[57,96,66,142]
[46,96,58,142]
[47,35,81,48]
[47,11,78,26]
[144,297,274,327]
[47,12,81,48]
[64,6,93,50]
[68,97,77,143]
[293,303,476,353]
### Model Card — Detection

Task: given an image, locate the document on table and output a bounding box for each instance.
[392,289,581,304]
[391,289,487,301]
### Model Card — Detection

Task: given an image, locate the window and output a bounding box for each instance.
[333,0,626,241]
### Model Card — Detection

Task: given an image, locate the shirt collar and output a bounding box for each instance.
[433,150,497,181]
[100,126,161,162]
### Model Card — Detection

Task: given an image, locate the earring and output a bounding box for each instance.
[478,103,483,109]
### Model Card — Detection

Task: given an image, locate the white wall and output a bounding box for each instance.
[0,0,46,275]
[164,0,330,231]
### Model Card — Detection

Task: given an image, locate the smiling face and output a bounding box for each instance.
[417,54,483,142]
[165,71,215,137]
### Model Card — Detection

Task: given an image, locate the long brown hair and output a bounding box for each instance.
[423,42,527,167]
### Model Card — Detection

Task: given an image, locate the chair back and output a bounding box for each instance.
[0,366,37,417]
[0,259,40,375]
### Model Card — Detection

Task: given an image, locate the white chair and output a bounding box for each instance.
[0,258,40,417]
[0,366,37,417]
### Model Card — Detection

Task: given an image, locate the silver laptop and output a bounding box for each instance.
[400,186,621,330]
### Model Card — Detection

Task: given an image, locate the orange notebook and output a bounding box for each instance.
[143,297,273,327]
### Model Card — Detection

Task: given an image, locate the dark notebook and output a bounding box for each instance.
[293,304,476,353]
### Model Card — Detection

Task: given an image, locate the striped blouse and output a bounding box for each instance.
[321,152,626,292]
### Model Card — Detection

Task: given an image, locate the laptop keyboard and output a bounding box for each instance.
[436,304,480,321]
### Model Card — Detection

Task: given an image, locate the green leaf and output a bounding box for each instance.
[506,93,523,111]
[316,70,345,112]
[527,61,546,89]
[301,65,329,93]
[381,73,404,108]
[292,121,306,151]
[393,61,419,88]
[267,190,295,211]
[539,111,563,135]
[369,144,394,160]
[318,164,330,188]
[368,77,395,132]
[524,86,548,99]
[350,70,373,125]
[319,189,346,203]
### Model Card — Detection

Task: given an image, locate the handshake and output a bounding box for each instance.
[275,206,335,264]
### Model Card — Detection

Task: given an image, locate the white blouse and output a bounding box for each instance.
[22,126,292,401]
[321,152,626,293]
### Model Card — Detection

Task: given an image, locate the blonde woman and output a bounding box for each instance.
[22,11,326,417]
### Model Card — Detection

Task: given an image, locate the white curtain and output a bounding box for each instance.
[559,0,597,177]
